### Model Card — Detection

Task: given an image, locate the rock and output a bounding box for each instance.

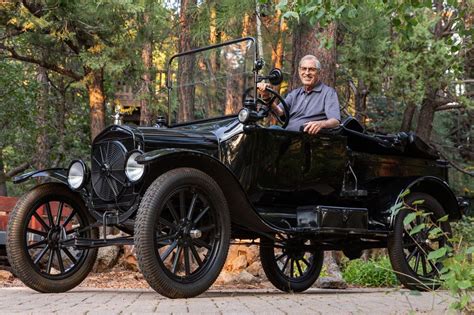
[93,245,121,273]
[215,270,238,285]
[0,270,13,281]
[120,245,138,271]
[245,245,260,265]
[236,270,257,284]
[230,254,248,271]
[224,245,239,271]
[314,276,348,289]
[247,261,265,278]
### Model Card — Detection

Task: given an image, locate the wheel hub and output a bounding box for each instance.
[47,226,66,247]
[175,219,202,243]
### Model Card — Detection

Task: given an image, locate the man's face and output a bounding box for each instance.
[298,59,319,88]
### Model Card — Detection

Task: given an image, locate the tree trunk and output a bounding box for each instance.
[53,93,66,167]
[400,102,417,132]
[415,1,451,142]
[225,13,251,115]
[177,0,197,122]
[35,66,50,171]
[86,69,106,140]
[355,79,368,126]
[208,3,219,115]
[139,10,154,126]
[416,93,437,142]
[271,10,287,94]
[0,149,7,196]
[290,20,337,90]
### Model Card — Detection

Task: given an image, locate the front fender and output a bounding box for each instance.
[389,176,461,227]
[13,168,68,185]
[136,148,276,233]
[135,148,212,165]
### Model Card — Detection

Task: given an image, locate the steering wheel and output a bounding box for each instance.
[241,86,290,128]
[261,87,290,129]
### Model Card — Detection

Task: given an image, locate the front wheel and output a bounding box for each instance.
[260,233,324,292]
[388,192,451,291]
[135,168,230,298]
[7,183,98,293]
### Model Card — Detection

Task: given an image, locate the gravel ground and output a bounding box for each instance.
[0,267,273,290]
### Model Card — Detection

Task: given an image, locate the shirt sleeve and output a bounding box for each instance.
[324,88,341,121]
[277,89,295,113]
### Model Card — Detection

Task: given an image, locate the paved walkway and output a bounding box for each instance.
[0,287,454,314]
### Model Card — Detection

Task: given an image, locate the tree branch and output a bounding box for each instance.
[0,43,83,80]
[5,161,34,178]
[455,79,474,84]
[435,103,465,111]
[21,0,44,18]
[0,29,26,41]
[432,144,474,177]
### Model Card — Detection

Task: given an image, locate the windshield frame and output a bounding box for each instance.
[166,37,259,127]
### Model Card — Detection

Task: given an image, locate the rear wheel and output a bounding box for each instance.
[388,192,451,291]
[260,233,323,292]
[135,168,230,298]
[7,183,98,293]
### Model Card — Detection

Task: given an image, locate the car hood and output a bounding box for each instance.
[137,127,219,152]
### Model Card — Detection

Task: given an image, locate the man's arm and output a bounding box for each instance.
[303,118,339,134]
[257,82,289,118]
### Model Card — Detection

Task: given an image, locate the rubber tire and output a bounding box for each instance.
[135,168,231,298]
[388,192,451,291]
[7,183,98,293]
[260,237,324,292]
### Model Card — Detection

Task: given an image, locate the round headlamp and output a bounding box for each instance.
[125,151,145,182]
[67,160,88,190]
[238,108,250,123]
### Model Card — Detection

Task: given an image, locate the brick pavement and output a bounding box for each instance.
[0,287,454,314]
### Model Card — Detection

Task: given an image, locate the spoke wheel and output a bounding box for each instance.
[388,192,451,291]
[7,183,98,293]
[260,233,323,292]
[135,168,230,298]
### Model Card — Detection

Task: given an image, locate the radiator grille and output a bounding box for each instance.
[91,141,128,201]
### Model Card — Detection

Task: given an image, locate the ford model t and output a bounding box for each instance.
[7,38,464,298]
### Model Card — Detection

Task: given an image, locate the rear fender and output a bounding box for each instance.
[136,149,275,233]
[389,176,460,227]
[13,168,68,185]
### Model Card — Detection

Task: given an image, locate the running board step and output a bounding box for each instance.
[297,205,368,230]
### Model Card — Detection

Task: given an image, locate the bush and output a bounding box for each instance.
[342,256,398,287]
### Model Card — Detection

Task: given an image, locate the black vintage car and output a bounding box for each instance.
[7,38,465,298]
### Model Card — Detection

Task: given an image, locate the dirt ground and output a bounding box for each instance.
[0,266,273,290]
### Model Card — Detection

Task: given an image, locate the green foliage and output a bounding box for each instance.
[0,60,38,195]
[452,216,474,246]
[342,256,399,287]
[404,201,473,312]
[338,0,390,93]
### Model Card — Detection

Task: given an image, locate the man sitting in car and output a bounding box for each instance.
[257,55,341,134]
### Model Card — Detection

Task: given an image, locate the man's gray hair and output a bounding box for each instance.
[299,55,321,70]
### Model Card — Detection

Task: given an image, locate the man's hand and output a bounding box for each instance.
[257,82,271,99]
[303,121,327,134]
[303,118,339,134]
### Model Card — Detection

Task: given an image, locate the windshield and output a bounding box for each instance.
[167,38,257,125]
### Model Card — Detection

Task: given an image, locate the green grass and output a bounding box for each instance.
[342,256,399,287]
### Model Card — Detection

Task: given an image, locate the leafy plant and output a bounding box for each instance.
[342,256,398,287]
[393,191,473,312]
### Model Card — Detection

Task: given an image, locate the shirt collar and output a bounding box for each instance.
[301,81,323,95]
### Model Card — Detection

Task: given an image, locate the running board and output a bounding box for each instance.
[61,236,134,249]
